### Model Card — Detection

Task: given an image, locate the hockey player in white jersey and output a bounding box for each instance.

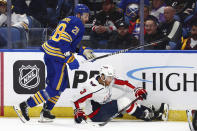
[72,65,169,123]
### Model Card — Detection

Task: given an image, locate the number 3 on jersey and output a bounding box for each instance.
[51,24,80,42]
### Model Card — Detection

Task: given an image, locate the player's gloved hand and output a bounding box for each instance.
[64,53,79,70]
[83,49,96,60]
[134,87,147,100]
[74,108,87,123]
[78,46,96,60]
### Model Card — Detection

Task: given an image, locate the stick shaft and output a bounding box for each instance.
[82,40,163,63]
[99,97,140,127]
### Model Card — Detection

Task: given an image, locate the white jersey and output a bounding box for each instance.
[73,76,136,117]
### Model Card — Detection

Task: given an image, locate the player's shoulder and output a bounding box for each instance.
[85,77,104,92]
[61,16,83,26]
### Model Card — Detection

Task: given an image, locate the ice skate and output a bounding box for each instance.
[153,103,169,121]
[38,103,55,123]
[13,101,29,123]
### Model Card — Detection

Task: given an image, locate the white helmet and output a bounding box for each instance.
[99,65,115,77]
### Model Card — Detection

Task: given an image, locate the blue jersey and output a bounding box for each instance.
[41,16,85,60]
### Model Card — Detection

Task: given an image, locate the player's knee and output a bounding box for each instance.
[117,97,131,110]
[117,97,138,115]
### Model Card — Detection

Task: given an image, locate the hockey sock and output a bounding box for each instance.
[45,96,60,110]
[27,90,49,107]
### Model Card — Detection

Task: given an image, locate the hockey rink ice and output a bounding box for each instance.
[0,118,190,131]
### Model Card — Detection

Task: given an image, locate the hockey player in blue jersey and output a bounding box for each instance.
[13,4,96,123]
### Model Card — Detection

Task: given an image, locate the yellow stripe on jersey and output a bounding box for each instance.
[61,33,71,40]
[48,99,56,104]
[56,63,66,90]
[60,36,71,42]
[45,42,61,51]
[67,54,75,63]
[61,32,72,42]
[42,42,65,59]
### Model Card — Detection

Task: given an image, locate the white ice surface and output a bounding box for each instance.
[0,118,190,131]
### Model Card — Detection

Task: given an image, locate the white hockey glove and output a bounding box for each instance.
[83,49,96,60]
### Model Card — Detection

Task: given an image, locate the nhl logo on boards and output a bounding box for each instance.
[19,65,40,90]
[13,60,45,94]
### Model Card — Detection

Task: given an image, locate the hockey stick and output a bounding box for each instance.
[82,39,163,64]
[98,97,141,127]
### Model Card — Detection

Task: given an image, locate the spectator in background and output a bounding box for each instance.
[181,23,197,50]
[144,6,159,23]
[126,4,158,40]
[118,0,150,12]
[90,0,123,49]
[126,3,140,39]
[118,0,150,25]
[108,21,139,49]
[144,19,167,50]
[159,6,182,50]
[12,0,74,29]
[150,0,166,23]
[0,0,29,29]
[0,0,29,48]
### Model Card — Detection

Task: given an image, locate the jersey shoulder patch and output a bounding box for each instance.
[86,78,103,92]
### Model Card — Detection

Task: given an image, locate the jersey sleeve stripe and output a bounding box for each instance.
[62,32,73,42]
[74,88,104,109]
[114,78,135,89]
[41,43,65,59]
[74,93,93,108]
[43,42,63,54]
[45,42,61,51]
[60,36,71,42]
[67,54,75,63]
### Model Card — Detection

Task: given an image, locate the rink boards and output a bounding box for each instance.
[1,50,197,121]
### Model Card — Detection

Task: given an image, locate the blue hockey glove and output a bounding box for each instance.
[78,46,96,60]
[65,53,79,70]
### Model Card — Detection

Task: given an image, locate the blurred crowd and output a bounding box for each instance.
[0,0,196,50]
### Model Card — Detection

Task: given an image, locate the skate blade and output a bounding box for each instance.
[186,110,195,131]
[13,106,26,123]
[38,118,53,123]
[162,104,169,121]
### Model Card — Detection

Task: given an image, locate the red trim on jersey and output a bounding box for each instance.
[126,103,135,113]
[74,93,93,108]
[0,52,4,116]
[88,108,100,118]
[114,78,135,89]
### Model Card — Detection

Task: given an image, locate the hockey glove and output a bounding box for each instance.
[134,87,147,100]
[78,46,96,60]
[74,108,87,123]
[65,53,79,70]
